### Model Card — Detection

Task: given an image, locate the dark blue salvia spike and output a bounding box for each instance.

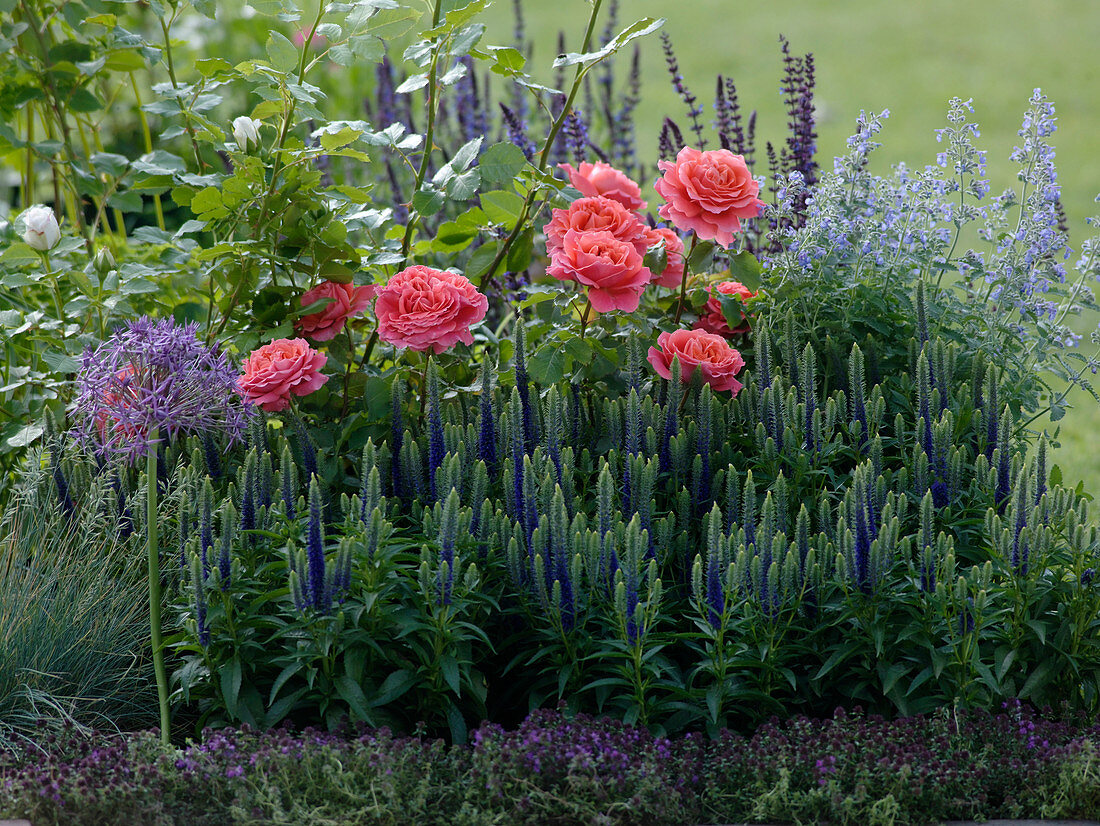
[659,358,682,474]
[280,444,298,520]
[569,383,582,448]
[522,457,539,551]
[427,359,445,501]
[853,494,872,594]
[801,344,818,452]
[849,343,868,443]
[757,325,774,392]
[438,489,460,605]
[660,31,707,148]
[563,108,589,165]
[917,350,934,461]
[477,359,497,471]
[249,412,270,458]
[500,102,536,160]
[190,553,209,647]
[509,387,527,538]
[545,387,564,484]
[627,333,644,395]
[984,374,999,460]
[178,489,190,573]
[514,323,535,452]
[958,597,975,636]
[742,471,757,549]
[239,449,257,538]
[293,416,318,487]
[306,476,327,612]
[658,117,684,164]
[614,46,642,175]
[1036,435,1048,505]
[796,504,811,567]
[996,406,1012,508]
[724,467,739,532]
[201,431,222,479]
[549,488,573,629]
[257,452,273,513]
[918,490,934,591]
[390,379,405,498]
[705,505,725,628]
[1011,477,1029,574]
[199,477,214,578]
[218,504,234,589]
[696,384,713,510]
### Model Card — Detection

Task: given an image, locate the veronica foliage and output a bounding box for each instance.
[27,317,1086,738]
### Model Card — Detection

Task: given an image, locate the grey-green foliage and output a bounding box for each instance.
[0,447,155,743]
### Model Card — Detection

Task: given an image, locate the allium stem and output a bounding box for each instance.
[146,428,171,745]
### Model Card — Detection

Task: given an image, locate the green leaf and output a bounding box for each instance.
[6,422,44,449]
[67,87,102,113]
[219,657,243,718]
[334,675,373,722]
[266,31,299,72]
[465,241,499,282]
[687,239,717,271]
[478,141,527,188]
[480,190,525,225]
[412,187,445,217]
[728,250,763,290]
[528,344,569,385]
[440,654,461,695]
[371,669,418,707]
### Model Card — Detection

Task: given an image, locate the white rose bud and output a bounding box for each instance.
[21,205,60,252]
[232,116,262,153]
[93,246,116,275]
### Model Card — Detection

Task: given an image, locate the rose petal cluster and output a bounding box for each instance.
[645,226,686,288]
[374,265,488,354]
[239,338,329,412]
[559,162,647,211]
[694,280,756,337]
[21,205,60,252]
[544,195,649,258]
[548,229,652,313]
[655,147,764,247]
[647,328,746,394]
[295,281,378,342]
[232,116,262,153]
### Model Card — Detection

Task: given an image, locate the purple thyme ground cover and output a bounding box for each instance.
[2,703,1099,825]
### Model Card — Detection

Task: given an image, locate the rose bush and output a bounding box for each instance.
[295,281,377,342]
[547,229,651,313]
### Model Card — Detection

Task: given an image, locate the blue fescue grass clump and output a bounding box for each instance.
[3,704,1100,826]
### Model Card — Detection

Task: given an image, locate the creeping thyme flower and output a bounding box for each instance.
[72,317,251,462]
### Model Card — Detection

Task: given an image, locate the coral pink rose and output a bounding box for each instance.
[544,196,649,258]
[558,162,647,211]
[375,266,488,354]
[655,147,765,247]
[647,328,746,394]
[694,281,756,337]
[295,281,378,342]
[644,226,686,288]
[239,338,329,412]
[548,229,652,313]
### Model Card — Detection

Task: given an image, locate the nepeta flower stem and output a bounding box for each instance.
[146,428,170,745]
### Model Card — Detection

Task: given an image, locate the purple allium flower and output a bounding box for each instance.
[72,317,251,463]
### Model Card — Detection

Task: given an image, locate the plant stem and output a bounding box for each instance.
[146,430,171,745]
[578,299,593,339]
[397,0,446,267]
[130,74,166,232]
[674,234,699,324]
[159,15,206,173]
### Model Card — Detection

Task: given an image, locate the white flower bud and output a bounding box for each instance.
[21,205,60,251]
[93,246,116,275]
[231,116,262,153]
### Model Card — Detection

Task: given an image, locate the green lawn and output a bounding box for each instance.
[485,0,1100,493]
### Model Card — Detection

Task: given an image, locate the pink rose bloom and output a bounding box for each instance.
[647,328,746,395]
[558,162,647,212]
[375,265,488,354]
[295,281,378,342]
[644,226,686,288]
[239,338,329,412]
[544,196,649,258]
[655,147,765,247]
[548,229,652,313]
[694,281,756,337]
